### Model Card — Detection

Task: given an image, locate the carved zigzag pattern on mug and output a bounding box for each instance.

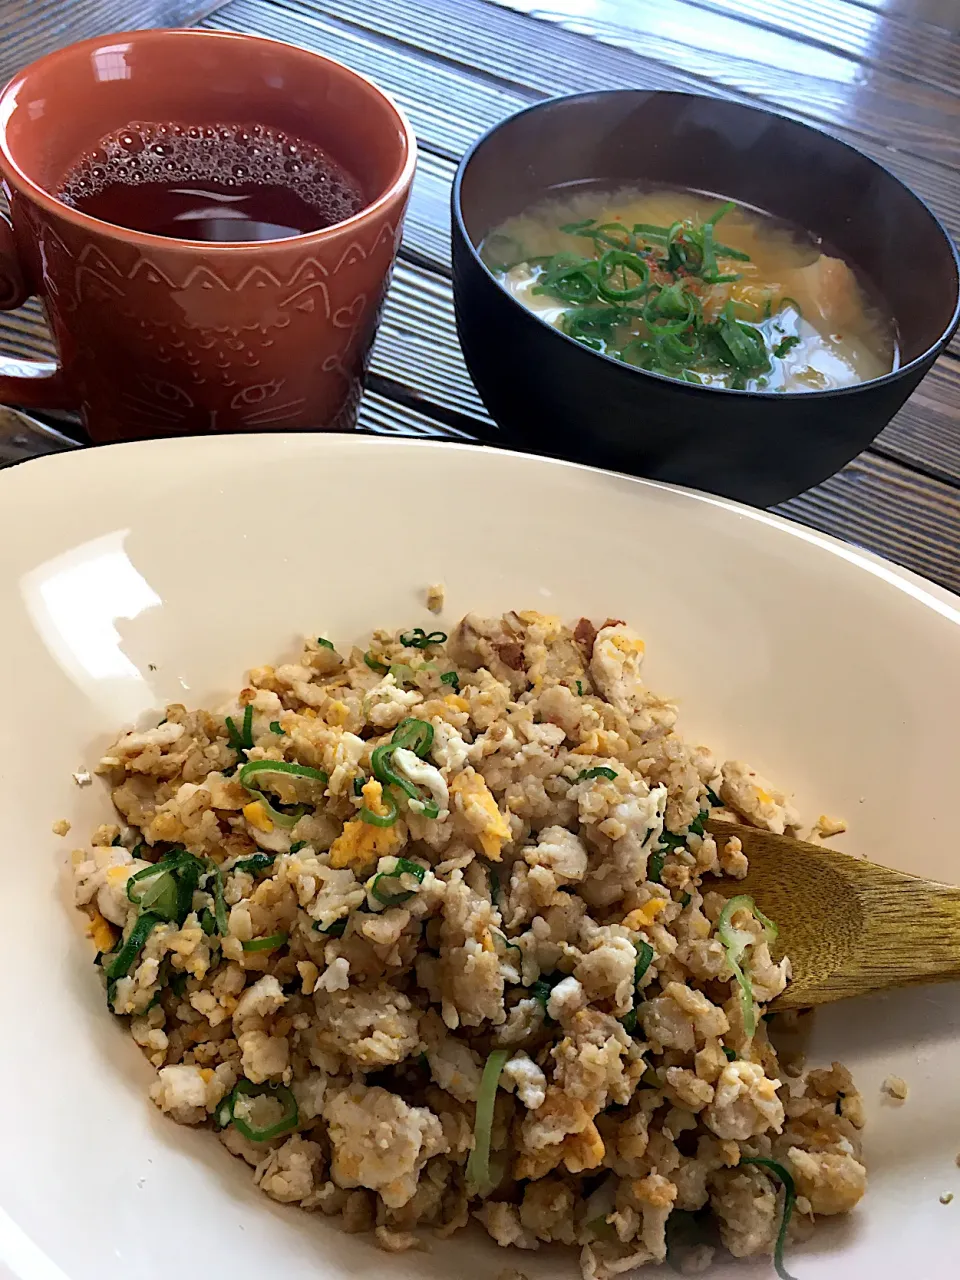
[68,224,394,330]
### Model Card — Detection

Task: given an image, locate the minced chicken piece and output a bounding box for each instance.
[52,818,71,836]
[70,611,862,1277]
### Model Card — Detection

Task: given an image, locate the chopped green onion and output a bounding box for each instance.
[706,786,723,807]
[779,296,803,317]
[722,1045,737,1061]
[371,857,426,905]
[688,809,709,838]
[680,892,691,907]
[389,662,417,685]
[633,221,671,240]
[219,1080,299,1143]
[644,282,700,335]
[225,704,254,754]
[316,637,335,650]
[533,252,600,303]
[315,916,347,936]
[126,863,178,920]
[717,894,777,1038]
[620,1008,638,1034]
[530,978,553,1008]
[237,758,327,829]
[576,680,584,696]
[269,721,285,735]
[597,249,649,302]
[201,908,217,936]
[290,840,307,853]
[489,868,501,905]
[107,911,163,980]
[353,776,365,797]
[576,766,618,782]
[560,218,597,234]
[207,860,228,934]
[126,850,205,925]
[399,628,448,649]
[360,790,399,827]
[705,200,736,227]
[465,1049,510,1196]
[440,670,460,693]
[369,721,437,818]
[241,932,288,953]
[111,833,124,847]
[391,717,434,758]
[634,940,654,987]
[740,1158,797,1280]
[773,335,801,359]
[647,849,667,883]
[364,651,389,673]
[659,828,688,852]
[231,853,276,877]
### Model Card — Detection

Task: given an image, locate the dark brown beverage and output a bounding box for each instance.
[57,121,363,241]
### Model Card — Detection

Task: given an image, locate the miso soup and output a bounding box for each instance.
[481,186,898,392]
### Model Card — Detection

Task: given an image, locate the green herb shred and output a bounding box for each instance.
[740,1157,798,1280]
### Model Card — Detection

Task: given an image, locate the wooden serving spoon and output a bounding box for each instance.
[705,821,960,1009]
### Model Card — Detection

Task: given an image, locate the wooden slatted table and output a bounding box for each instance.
[1,0,958,592]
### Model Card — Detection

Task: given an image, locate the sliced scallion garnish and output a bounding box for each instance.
[316,637,334,650]
[107,910,163,980]
[360,789,399,827]
[399,627,447,649]
[465,1050,510,1196]
[634,939,655,987]
[576,766,618,782]
[740,1157,797,1280]
[231,852,276,876]
[237,758,327,829]
[371,857,426,905]
[717,894,777,1038]
[218,1080,299,1143]
[241,931,287,953]
[225,704,254,755]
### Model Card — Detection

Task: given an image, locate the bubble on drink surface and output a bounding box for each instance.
[57,120,364,227]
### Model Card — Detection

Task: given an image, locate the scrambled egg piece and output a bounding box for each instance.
[88,908,117,953]
[243,801,274,833]
[589,625,646,712]
[622,898,668,930]
[450,770,511,860]
[329,779,405,869]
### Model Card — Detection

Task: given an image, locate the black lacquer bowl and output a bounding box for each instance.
[451,91,960,506]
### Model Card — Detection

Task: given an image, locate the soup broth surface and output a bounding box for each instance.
[482,186,897,392]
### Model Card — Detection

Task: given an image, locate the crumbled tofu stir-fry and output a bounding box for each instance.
[73,612,866,1277]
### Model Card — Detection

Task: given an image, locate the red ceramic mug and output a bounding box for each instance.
[0,29,416,439]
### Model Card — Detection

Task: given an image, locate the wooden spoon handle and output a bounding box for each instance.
[778,865,960,1009]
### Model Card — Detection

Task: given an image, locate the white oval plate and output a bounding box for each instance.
[1,435,958,1280]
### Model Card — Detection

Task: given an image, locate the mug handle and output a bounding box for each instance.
[0,214,72,409]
